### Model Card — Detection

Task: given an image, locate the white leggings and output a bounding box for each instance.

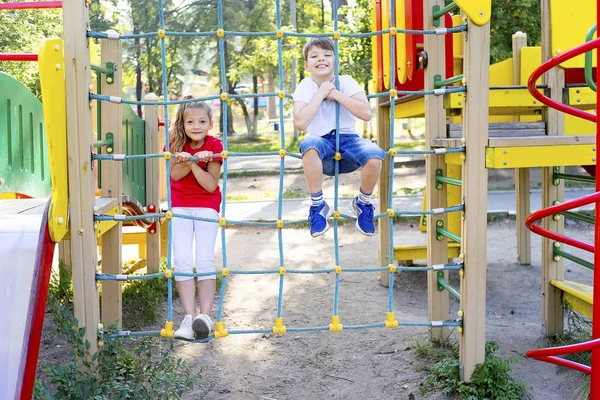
[172,207,219,282]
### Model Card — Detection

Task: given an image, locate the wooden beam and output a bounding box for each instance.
[144,93,161,274]
[377,96,391,288]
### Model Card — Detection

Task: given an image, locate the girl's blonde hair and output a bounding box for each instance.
[169,95,213,153]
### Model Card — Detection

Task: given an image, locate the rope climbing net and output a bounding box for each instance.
[92,0,467,342]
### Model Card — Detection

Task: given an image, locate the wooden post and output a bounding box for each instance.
[540,0,565,336]
[62,0,100,354]
[377,96,391,288]
[424,0,449,342]
[144,93,161,273]
[459,14,490,382]
[512,31,532,265]
[100,34,123,328]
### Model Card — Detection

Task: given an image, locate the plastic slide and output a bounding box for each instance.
[0,198,56,400]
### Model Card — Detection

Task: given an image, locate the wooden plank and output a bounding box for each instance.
[486,144,596,169]
[99,34,123,329]
[62,0,100,355]
[540,0,565,337]
[394,243,461,262]
[144,93,161,274]
[489,135,595,147]
[94,196,119,214]
[459,13,489,383]
[377,96,391,288]
[424,0,449,343]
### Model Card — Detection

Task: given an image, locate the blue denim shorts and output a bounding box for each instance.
[299,131,385,176]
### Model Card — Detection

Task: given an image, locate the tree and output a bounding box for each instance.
[489,0,541,63]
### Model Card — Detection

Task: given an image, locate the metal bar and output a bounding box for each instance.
[436,175,462,187]
[561,211,595,224]
[0,53,38,62]
[90,63,113,75]
[554,172,595,184]
[432,2,458,19]
[554,248,594,270]
[92,139,113,148]
[435,74,464,88]
[489,84,548,90]
[0,1,61,10]
[437,272,460,300]
[436,226,461,244]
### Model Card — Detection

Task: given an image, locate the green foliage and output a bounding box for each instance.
[49,261,74,304]
[122,272,173,330]
[490,0,541,63]
[34,297,198,399]
[418,340,528,400]
[338,0,372,92]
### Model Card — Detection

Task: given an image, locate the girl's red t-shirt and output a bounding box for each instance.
[169,135,224,212]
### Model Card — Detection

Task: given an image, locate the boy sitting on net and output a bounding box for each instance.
[293,37,384,237]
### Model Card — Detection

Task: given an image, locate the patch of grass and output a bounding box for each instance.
[394,140,426,151]
[49,260,74,304]
[226,188,307,201]
[417,340,528,400]
[393,187,425,195]
[226,135,301,154]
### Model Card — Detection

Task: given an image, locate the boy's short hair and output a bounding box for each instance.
[303,37,334,60]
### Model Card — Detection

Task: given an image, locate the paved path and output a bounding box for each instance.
[223,188,596,222]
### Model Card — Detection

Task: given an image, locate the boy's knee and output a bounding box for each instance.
[365,158,383,169]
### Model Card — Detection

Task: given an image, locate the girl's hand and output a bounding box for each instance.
[175,152,193,165]
[193,151,214,163]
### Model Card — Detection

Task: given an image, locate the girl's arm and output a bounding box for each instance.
[170,152,193,181]
[189,151,221,192]
[327,90,372,121]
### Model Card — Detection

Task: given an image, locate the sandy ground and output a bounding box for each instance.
[36,166,595,399]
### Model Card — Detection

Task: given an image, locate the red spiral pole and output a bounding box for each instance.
[0,1,62,10]
[0,53,38,62]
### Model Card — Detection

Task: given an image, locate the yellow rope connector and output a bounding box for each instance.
[457,326,463,335]
[165,211,173,219]
[332,210,340,219]
[276,219,284,228]
[460,153,466,161]
[388,263,396,273]
[220,150,228,159]
[163,151,172,160]
[164,269,173,279]
[278,91,286,99]
[216,29,225,38]
[384,312,398,328]
[458,252,464,260]
[160,321,175,338]
[387,209,395,217]
[275,29,284,38]
[389,27,397,35]
[389,148,398,157]
[389,89,397,98]
[219,217,227,227]
[459,269,464,277]
[457,309,464,318]
[329,315,343,331]
[214,321,229,338]
[334,265,342,274]
[272,317,287,334]
[221,268,229,277]
[278,149,287,158]
[279,267,286,275]
[334,152,342,161]
[157,29,166,38]
[220,92,228,101]
[461,77,467,85]
[332,31,341,40]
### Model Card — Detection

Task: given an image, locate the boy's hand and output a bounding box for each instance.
[326,88,340,101]
[317,81,335,100]
[193,150,214,163]
[175,151,193,166]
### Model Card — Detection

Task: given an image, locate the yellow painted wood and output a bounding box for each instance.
[549,0,596,68]
[489,59,513,86]
[395,0,406,84]
[566,114,595,135]
[371,0,380,93]
[446,88,543,115]
[381,0,391,90]
[454,0,491,26]
[566,87,596,109]
[485,144,596,169]
[394,243,461,261]
[38,39,69,243]
[520,46,542,85]
[444,152,463,166]
[94,204,119,238]
[394,96,424,118]
[552,280,593,319]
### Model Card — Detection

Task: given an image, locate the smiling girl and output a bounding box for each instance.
[168,96,223,340]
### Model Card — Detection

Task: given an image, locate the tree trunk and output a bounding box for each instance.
[251,75,258,139]
[135,35,143,117]
[267,72,276,119]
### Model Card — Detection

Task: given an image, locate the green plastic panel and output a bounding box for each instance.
[122,104,146,206]
[0,72,51,197]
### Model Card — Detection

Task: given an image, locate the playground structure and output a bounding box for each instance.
[1,0,600,399]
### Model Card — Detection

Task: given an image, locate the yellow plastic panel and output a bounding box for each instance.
[452,14,464,60]
[381,0,391,90]
[393,97,424,118]
[395,0,406,84]
[519,46,542,85]
[454,0,491,26]
[489,58,513,86]
[565,114,595,135]
[552,280,593,319]
[550,0,596,68]
[38,38,69,243]
[446,88,543,116]
[371,0,380,93]
[485,144,596,169]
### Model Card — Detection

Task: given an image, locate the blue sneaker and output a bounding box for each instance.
[308,202,332,237]
[351,197,375,236]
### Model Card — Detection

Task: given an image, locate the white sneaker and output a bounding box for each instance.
[174,314,195,340]
[192,314,213,339]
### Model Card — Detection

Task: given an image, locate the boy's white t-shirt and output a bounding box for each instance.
[293,75,364,137]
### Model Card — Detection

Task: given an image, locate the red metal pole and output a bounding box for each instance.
[0,1,61,10]
[592,1,600,397]
[0,53,38,62]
